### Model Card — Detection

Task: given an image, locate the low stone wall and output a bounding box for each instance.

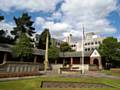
[71,64,89,71]
[0,62,44,73]
[51,64,89,74]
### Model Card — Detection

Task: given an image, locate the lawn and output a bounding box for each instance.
[100,69,120,77]
[0,76,120,90]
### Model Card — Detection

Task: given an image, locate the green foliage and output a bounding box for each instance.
[37,28,51,49]
[48,46,60,60]
[11,13,35,59]
[12,33,32,59]
[0,16,4,21]
[99,37,120,67]
[0,16,14,44]
[60,42,72,52]
[0,30,14,44]
[11,12,35,40]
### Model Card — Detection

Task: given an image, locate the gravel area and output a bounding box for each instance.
[41,81,112,88]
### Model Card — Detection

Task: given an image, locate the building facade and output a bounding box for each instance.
[0,32,104,74]
[67,32,105,52]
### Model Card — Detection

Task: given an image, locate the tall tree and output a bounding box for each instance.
[37,28,51,49]
[11,12,35,40]
[99,37,120,68]
[12,13,35,60]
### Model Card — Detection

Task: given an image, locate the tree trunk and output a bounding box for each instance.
[3,53,7,64]
[34,55,37,63]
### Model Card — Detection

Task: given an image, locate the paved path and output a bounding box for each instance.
[0,71,120,81]
[85,71,120,79]
[0,76,40,81]
[43,70,120,79]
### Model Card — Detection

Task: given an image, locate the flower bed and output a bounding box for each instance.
[41,81,112,88]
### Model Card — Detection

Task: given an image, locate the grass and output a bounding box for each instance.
[0,76,120,90]
[100,70,120,77]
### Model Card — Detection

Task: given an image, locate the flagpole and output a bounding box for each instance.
[81,24,85,74]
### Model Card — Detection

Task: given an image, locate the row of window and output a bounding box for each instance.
[85,47,98,51]
[84,41,101,46]
[71,44,76,47]
[56,42,60,46]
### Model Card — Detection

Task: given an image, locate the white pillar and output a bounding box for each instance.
[44,32,49,72]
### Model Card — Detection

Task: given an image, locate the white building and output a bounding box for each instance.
[71,32,105,51]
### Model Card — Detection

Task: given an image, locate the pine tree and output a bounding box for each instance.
[12,13,35,60]
[11,13,35,40]
[37,28,51,49]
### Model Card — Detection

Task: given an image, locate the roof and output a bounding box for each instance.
[59,51,93,58]
[90,49,100,57]
[0,44,101,58]
[0,44,45,55]
[0,44,12,52]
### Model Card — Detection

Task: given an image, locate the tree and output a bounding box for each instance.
[12,33,32,61]
[0,16,14,44]
[99,37,120,68]
[11,12,35,40]
[12,13,34,60]
[0,16,4,21]
[37,28,51,49]
[60,42,72,52]
[48,46,59,61]
[0,16,5,43]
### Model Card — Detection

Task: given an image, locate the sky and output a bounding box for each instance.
[0,0,120,41]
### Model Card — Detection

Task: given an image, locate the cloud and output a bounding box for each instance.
[34,0,118,41]
[34,17,45,26]
[47,11,63,21]
[61,0,117,35]
[34,16,71,39]
[0,0,62,12]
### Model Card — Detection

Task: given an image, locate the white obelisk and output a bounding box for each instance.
[44,32,49,72]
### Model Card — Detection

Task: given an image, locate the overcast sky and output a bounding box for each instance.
[0,0,120,41]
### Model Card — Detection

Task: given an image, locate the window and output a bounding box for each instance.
[88,48,90,51]
[85,48,87,51]
[95,41,97,44]
[91,42,94,45]
[98,41,101,44]
[71,45,76,47]
[85,43,87,45]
